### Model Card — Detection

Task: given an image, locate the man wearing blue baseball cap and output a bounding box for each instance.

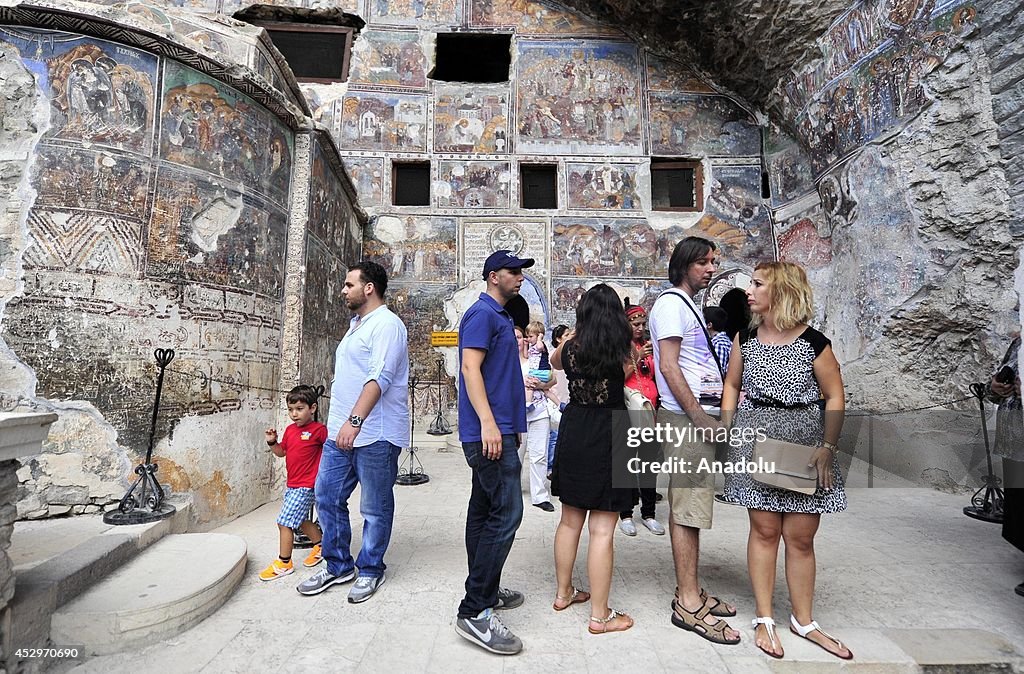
[454,249,535,655]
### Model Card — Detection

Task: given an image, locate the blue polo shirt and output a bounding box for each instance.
[458,293,527,442]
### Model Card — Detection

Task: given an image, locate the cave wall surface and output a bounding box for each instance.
[0,2,360,524]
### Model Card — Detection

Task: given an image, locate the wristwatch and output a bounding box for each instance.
[349,415,363,428]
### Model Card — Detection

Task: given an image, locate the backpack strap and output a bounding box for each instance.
[659,291,724,380]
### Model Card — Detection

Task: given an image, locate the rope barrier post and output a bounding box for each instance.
[104,348,178,525]
[396,373,430,486]
[963,382,1004,523]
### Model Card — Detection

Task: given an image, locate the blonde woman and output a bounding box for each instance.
[720,262,852,661]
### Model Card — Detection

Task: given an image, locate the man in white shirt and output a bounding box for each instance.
[297,261,410,604]
[648,237,740,646]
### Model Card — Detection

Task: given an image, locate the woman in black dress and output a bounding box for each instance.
[550,284,635,634]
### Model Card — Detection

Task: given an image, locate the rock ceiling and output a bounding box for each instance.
[560,0,854,113]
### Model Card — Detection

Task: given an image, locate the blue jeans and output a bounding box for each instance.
[315,438,400,579]
[458,434,524,618]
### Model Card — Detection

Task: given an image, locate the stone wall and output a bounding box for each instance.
[764,1,1016,486]
[0,4,361,525]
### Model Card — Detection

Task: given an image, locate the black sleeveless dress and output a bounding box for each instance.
[550,341,633,512]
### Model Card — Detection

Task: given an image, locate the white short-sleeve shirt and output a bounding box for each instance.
[648,289,721,413]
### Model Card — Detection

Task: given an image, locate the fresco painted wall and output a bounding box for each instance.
[280,0,772,414]
[773,0,978,178]
[301,136,364,407]
[0,15,361,525]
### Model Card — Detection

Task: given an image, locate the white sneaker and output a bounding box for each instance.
[641,517,666,535]
[618,518,637,536]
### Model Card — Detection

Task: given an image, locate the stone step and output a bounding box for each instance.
[49,533,246,655]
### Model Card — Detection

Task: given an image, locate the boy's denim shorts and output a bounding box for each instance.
[277,487,316,529]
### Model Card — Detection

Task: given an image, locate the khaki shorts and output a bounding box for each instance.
[660,408,716,530]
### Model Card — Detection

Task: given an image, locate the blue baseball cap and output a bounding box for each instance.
[482,250,535,280]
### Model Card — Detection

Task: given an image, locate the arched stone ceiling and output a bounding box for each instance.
[559,0,855,113]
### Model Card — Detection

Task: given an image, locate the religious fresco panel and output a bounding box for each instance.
[0,27,158,155]
[339,90,428,152]
[302,234,350,343]
[765,125,816,206]
[565,162,641,210]
[515,41,642,155]
[160,61,293,205]
[33,145,152,219]
[550,277,669,327]
[551,218,686,278]
[778,0,976,176]
[469,0,621,36]
[368,0,461,27]
[145,167,288,299]
[777,201,832,271]
[692,165,773,265]
[342,158,385,207]
[645,54,716,93]
[363,216,457,283]
[349,30,428,89]
[310,138,360,258]
[460,220,549,285]
[436,161,511,209]
[649,93,760,157]
[387,283,457,379]
[433,86,510,154]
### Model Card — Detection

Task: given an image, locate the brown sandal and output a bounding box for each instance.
[588,609,633,634]
[670,597,741,645]
[553,586,591,611]
[671,586,737,617]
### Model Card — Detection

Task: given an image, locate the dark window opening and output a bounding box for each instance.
[651,159,702,211]
[393,162,430,206]
[431,33,512,83]
[520,164,558,210]
[258,22,354,83]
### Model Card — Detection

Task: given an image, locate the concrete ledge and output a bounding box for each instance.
[9,497,191,649]
[50,533,247,655]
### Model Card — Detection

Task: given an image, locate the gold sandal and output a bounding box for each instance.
[552,586,591,611]
[588,609,633,634]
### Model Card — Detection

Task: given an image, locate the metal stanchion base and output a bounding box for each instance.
[963,484,1004,523]
[293,528,318,549]
[104,503,176,525]
[396,446,429,486]
[963,506,1003,523]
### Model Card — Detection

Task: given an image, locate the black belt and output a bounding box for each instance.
[749,399,823,410]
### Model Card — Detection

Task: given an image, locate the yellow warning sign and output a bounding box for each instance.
[430,331,459,347]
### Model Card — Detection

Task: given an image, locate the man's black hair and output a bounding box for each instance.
[350,260,389,298]
[668,236,717,287]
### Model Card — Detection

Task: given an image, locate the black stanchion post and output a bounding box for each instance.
[963,382,1004,523]
[105,348,178,525]
[396,369,434,486]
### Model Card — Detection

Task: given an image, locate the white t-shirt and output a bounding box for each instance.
[648,289,721,413]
